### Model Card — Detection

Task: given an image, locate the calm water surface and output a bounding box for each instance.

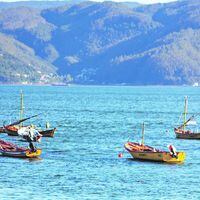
[0,86,199,200]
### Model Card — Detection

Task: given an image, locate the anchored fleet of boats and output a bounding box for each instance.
[0,92,199,164]
[124,96,200,164]
[0,91,57,159]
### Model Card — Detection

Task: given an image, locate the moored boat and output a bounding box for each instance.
[124,142,185,163]
[0,139,41,158]
[174,96,200,139]
[1,149,42,158]
[125,123,186,163]
[174,128,200,139]
[4,91,56,138]
[5,125,56,138]
[39,128,56,137]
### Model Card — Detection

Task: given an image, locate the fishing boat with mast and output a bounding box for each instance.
[4,91,56,138]
[124,123,186,163]
[174,96,200,139]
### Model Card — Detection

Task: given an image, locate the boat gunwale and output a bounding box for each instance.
[174,128,200,135]
[124,142,164,153]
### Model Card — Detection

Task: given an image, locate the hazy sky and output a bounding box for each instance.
[104,0,177,3]
[0,0,178,4]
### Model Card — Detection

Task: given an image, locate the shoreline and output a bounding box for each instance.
[0,83,196,87]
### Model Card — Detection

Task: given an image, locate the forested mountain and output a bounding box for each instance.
[0,33,58,83]
[0,0,199,85]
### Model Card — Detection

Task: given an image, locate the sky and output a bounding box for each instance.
[105,0,177,3]
[126,0,177,3]
[0,0,178,4]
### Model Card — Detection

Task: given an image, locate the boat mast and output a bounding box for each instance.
[183,96,188,131]
[141,122,145,145]
[19,90,24,127]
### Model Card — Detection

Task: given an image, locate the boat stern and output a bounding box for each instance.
[163,152,186,163]
[25,149,42,158]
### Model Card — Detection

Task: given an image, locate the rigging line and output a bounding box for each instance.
[178,113,200,128]
[177,113,182,125]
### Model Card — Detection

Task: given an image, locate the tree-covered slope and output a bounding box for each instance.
[0,0,199,85]
[0,33,58,83]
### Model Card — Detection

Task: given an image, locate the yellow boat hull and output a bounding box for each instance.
[129,151,186,163]
[0,149,42,158]
[25,149,42,158]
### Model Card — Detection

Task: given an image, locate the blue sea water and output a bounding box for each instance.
[0,85,200,200]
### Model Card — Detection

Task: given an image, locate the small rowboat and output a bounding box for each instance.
[174,96,200,139]
[124,142,185,163]
[39,128,56,138]
[1,149,42,158]
[124,123,186,163]
[0,139,41,158]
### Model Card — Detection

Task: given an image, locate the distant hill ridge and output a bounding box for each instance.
[0,0,199,85]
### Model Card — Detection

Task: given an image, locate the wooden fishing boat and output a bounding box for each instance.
[1,149,42,158]
[4,91,32,136]
[0,139,41,158]
[174,96,200,139]
[124,123,186,163]
[174,128,200,139]
[39,128,56,137]
[124,142,185,163]
[5,125,56,138]
[4,91,56,138]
